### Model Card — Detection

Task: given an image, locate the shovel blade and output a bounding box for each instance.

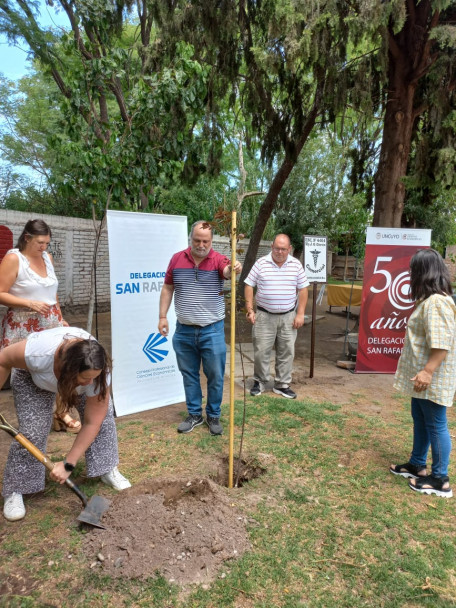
[76,495,111,529]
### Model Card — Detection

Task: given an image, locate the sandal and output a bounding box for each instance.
[409,475,453,498]
[53,413,81,434]
[389,462,427,479]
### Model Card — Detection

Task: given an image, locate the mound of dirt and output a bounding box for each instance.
[82,476,251,585]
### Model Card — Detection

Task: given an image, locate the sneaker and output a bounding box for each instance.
[101,467,131,491]
[3,492,26,521]
[177,414,204,434]
[409,474,453,498]
[273,386,297,399]
[206,416,223,436]
[250,381,263,396]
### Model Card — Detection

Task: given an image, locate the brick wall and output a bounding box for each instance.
[0,210,272,314]
[0,210,109,314]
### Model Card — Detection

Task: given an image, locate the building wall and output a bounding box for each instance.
[0,210,273,313]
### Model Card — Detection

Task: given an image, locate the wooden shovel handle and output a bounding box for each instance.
[14,433,55,472]
[4,425,89,508]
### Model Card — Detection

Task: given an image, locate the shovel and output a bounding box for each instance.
[0,412,110,529]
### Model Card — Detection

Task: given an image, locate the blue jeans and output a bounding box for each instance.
[410,398,452,478]
[172,320,226,418]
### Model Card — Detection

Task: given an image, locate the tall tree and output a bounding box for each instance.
[274,128,373,258]
[154,0,361,281]
[0,1,210,215]
[373,0,456,227]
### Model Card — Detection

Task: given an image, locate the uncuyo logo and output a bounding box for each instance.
[143,333,169,363]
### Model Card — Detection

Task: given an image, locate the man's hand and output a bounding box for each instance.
[158,317,169,336]
[293,312,305,329]
[246,310,256,325]
[223,261,242,279]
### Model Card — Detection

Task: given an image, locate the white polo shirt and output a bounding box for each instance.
[245,253,309,313]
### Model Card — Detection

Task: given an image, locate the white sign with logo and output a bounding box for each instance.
[303,235,327,283]
[107,210,187,416]
[366,227,431,246]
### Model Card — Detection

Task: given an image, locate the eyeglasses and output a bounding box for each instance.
[195,267,198,281]
[272,247,289,253]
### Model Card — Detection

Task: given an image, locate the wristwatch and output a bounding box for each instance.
[63,458,75,472]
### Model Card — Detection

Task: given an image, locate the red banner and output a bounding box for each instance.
[355,228,431,374]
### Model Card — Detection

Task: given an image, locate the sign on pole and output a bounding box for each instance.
[107,210,187,415]
[303,235,327,378]
[303,235,327,283]
[355,227,431,374]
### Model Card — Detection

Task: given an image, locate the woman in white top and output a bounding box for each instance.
[1,326,131,522]
[0,219,80,433]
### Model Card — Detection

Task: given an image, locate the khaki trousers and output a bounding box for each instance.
[252,309,297,388]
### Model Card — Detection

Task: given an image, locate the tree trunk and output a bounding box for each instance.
[373,0,435,227]
[373,76,416,227]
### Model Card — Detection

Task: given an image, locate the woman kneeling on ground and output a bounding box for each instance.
[390,248,455,498]
[1,326,131,522]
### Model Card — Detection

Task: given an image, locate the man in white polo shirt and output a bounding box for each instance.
[244,234,309,399]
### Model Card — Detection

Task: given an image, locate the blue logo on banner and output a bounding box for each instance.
[143,333,169,363]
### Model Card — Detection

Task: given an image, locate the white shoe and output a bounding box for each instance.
[100,467,131,491]
[3,492,26,521]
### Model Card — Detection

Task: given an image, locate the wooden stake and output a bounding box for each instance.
[228,210,237,489]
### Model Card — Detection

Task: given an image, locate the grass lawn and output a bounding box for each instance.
[1,391,455,608]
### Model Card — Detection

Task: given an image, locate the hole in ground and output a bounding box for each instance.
[211,455,267,488]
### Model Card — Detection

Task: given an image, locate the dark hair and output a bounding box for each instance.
[409,248,453,302]
[56,338,111,413]
[16,219,52,251]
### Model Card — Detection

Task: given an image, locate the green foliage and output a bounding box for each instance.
[275,131,371,256]
[0,2,210,217]
[1,0,456,251]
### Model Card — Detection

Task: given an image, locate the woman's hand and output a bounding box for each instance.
[28,300,51,315]
[411,349,448,392]
[411,369,433,392]
[50,461,72,484]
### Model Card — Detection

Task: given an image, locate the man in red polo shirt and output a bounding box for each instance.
[245,234,309,399]
[158,221,241,435]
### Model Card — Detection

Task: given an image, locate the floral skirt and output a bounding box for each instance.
[0,305,64,349]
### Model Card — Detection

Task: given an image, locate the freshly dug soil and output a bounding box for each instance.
[82,476,251,585]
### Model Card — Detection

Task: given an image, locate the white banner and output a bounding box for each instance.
[107,210,187,416]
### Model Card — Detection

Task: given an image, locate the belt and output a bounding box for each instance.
[257,306,295,315]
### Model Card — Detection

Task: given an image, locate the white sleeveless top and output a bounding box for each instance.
[24,327,109,396]
[7,249,58,305]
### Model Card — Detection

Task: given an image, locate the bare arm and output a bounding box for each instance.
[50,392,110,483]
[411,348,448,392]
[293,287,308,329]
[0,253,51,314]
[0,341,27,389]
[245,284,256,325]
[158,283,175,336]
